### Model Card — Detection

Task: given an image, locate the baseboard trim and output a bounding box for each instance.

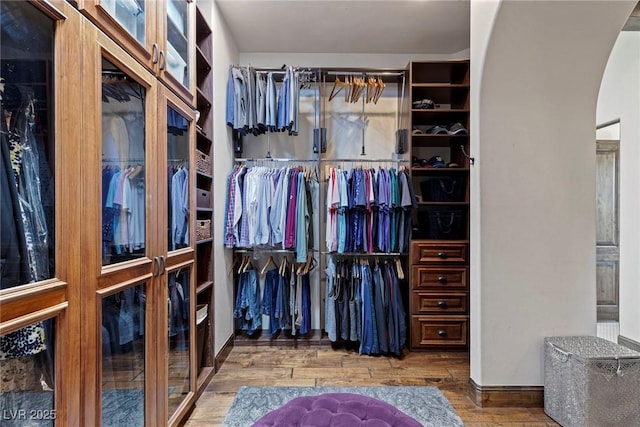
[468,378,544,408]
[215,333,234,371]
[233,329,331,346]
[618,335,640,352]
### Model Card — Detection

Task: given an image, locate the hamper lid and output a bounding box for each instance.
[545,335,640,360]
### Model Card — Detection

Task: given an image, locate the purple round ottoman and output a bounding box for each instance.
[252,392,421,427]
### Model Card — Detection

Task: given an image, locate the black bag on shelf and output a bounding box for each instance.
[420,177,465,202]
[426,208,465,239]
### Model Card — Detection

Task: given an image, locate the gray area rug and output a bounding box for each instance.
[223,386,464,427]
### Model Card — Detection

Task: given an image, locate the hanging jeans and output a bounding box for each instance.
[324,258,337,342]
[359,263,379,355]
[275,270,291,331]
[233,269,261,335]
[300,273,311,335]
[262,269,280,335]
[372,264,389,354]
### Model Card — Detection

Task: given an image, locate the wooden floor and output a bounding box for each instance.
[184,345,559,426]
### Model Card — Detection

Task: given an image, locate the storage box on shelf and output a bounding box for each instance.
[409,60,470,351]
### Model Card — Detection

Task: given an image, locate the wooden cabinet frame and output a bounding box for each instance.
[0,1,83,425]
[77,0,196,107]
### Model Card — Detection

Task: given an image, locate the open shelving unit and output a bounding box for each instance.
[408,60,471,351]
[194,2,215,394]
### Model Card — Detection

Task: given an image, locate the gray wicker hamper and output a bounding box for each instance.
[544,336,640,427]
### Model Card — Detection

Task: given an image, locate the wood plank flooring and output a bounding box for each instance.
[184,346,559,426]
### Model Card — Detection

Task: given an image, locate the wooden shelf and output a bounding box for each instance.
[196,45,212,72]
[197,127,212,143]
[411,83,469,88]
[196,87,212,108]
[196,238,213,245]
[411,167,469,174]
[196,169,213,179]
[412,109,470,113]
[411,134,468,148]
[196,207,213,213]
[417,201,469,207]
[197,280,214,294]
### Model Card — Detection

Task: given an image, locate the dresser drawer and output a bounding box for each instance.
[412,292,468,315]
[411,242,468,264]
[410,316,468,348]
[411,267,467,290]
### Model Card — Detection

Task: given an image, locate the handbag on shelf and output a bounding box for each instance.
[420,177,465,202]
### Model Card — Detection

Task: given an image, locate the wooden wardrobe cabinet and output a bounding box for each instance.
[408,61,471,351]
[79,11,198,427]
[77,0,196,106]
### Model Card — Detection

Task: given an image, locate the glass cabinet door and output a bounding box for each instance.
[166,268,192,420]
[166,105,191,252]
[160,0,195,105]
[100,0,147,46]
[101,58,148,266]
[0,1,83,425]
[159,87,196,425]
[82,23,160,426]
[100,282,147,427]
[78,0,158,69]
[164,0,189,88]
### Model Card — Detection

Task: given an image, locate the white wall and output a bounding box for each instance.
[471,0,635,386]
[469,0,501,385]
[239,51,469,70]
[597,31,640,344]
[211,0,239,356]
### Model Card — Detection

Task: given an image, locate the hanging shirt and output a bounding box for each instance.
[171,167,188,250]
[295,171,309,263]
[265,72,277,132]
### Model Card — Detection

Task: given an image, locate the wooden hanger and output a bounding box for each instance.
[304,255,316,275]
[395,258,405,280]
[228,255,240,276]
[242,256,254,273]
[329,76,345,102]
[352,76,366,103]
[373,76,385,104]
[366,76,376,103]
[344,75,352,103]
[261,255,277,275]
[238,256,247,274]
[279,256,288,276]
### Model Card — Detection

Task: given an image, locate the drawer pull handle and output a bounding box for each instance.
[437,301,448,308]
[437,276,448,283]
[437,252,448,259]
[437,329,448,337]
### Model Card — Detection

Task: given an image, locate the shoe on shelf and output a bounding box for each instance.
[427,125,448,135]
[426,156,446,168]
[412,99,435,109]
[447,123,468,135]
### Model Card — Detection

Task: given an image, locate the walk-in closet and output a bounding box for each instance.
[0,1,474,426]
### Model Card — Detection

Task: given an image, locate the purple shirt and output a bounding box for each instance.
[284,168,298,249]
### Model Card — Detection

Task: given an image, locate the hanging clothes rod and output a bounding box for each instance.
[324,70,406,77]
[235,157,319,163]
[255,69,317,75]
[324,252,408,257]
[321,158,410,163]
[103,158,144,162]
[235,248,320,254]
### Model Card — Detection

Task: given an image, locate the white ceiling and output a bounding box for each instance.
[215,0,471,54]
